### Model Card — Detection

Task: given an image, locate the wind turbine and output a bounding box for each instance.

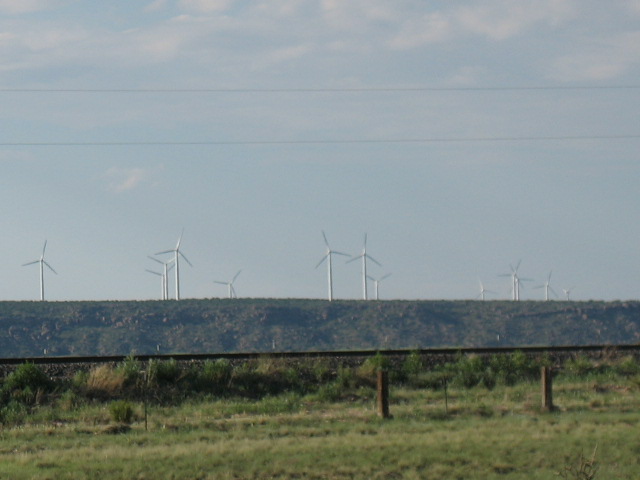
[562,287,575,301]
[156,229,192,300]
[366,273,391,301]
[315,231,349,301]
[534,271,557,301]
[214,270,242,299]
[147,256,174,300]
[22,240,57,301]
[476,280,496,301]
[499,261,532,301]
[347,233,381,300]
[146,269,165,299]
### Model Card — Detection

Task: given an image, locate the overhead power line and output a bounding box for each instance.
[0,86,638,93]
[1,134,638,147]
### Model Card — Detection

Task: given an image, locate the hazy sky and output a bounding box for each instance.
[1,0,639,302]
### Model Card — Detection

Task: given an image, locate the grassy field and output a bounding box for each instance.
[0,372,638,479]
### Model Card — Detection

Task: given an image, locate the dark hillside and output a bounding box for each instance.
[0,299,638,357]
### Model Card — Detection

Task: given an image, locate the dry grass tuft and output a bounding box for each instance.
[86,365,126,396]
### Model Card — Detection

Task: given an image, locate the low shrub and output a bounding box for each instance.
[564,355,594,377]
[402,350,424,378]
[109,400,134,424]
[154,358,182,384]
[117,354,141,386]
[613,355,640,376]
[3,363,52,394]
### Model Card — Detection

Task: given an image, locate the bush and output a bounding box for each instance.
[357,352,390,377]
[0,400,28,425]
[109,400,134,424]
[3,363,52,394]
[402,350,424,377]
[489,351,539,386]
[613,356,640,376]
[449,354,486,388]
[195,359,233,394]
[117,354,141,385]
[154,358,182,384]
[564,355,594,377]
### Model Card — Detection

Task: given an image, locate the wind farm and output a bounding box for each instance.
[12,229,589,304]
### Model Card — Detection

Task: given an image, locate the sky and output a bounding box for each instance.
[0,0,639,302]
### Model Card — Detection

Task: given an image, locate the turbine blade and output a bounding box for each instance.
[155,249,174,255]
[321,231,329,247]
[346,254,362,264]
[366,254,382,266]
[315,254,328,269]
[213,281,228,285]
[22,260,39,266]
[179,250,193,267]
[176,228,184,249]
[232,270,242,283]
[42,240,48,256]
[148,255,164,265]
[146,269,162,276]
[380,273,392,281]
[43,261,57,275]
[333,251,350,257]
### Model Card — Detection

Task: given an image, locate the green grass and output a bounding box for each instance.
[0,375,639,479]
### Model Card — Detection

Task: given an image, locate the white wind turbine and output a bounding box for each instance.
[562,286,575,301]
[156,230,192,300]
[366,273,391,301]
[534,271,558,301]
[499,261,531,301]
[214,270,242,299]
[476,280,496,301]
[315,231,350,301]
[146,269,164,299]
[147,256,174,300]
[347,234,381,300]
[22,240,57,301]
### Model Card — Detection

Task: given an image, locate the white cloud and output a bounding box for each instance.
[178,0,234,13]
[0,0,68,14]
[390,0,575,50]
[389,12,452,48]
[456,1,574,41]
[550,31,640,81]
[104,167,149,193]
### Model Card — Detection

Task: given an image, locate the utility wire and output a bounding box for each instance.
[1,134,638,146]
[0,86,638,93]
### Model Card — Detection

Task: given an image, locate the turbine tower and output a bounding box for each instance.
[366,273,391,301]
[315,231,349,301]
[214,270,242,299]
[534,271,557,301]
[347,234,381,300]
[156,229,192,300]
[148,256,174,300]
[22,240,57,301]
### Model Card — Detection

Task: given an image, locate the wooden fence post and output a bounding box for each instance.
[541,366,554,411]
[377,370,390,419]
